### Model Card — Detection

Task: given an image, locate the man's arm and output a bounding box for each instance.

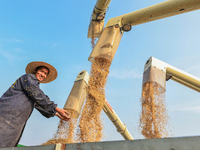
[21,74,70,121]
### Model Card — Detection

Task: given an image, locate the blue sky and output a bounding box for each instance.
[0,0,200,146]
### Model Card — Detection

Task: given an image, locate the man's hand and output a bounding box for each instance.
[55,107,71,121]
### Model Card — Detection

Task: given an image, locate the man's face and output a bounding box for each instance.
[35,67,49,82]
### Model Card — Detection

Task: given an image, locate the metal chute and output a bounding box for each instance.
[142,57,200,92]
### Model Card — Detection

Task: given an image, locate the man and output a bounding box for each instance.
[0,61,71,148]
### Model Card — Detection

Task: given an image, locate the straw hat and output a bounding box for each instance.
[25,61,57,83]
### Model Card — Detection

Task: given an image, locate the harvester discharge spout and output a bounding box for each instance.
[63,70,90,118]
[143,57,200,92]
[88,25,123,64]
[64,70,133,140]
[88,0,112,38]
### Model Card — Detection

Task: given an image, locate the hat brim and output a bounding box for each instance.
[25,61,57,83]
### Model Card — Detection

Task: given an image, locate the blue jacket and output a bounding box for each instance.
[0,74,57,148]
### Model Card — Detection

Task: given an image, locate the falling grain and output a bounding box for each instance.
[77,57,111,143]
[42,109,78,145]
[139,81,169,139]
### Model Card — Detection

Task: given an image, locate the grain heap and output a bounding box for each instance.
[77,57,111,143]
[139,81,169,139]
[42,109,77,145]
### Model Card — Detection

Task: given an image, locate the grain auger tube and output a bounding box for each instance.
[88,0,200,64]
[88,0,112,38]
[63,70,134,140]
[143,57,200,93]
[63,70,90,118]
[105,0,200,29]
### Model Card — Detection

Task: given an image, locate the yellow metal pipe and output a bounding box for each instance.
[106,0,200,28]
[88,0,112,38]
[63,70,89,118]
[170,76,200,93]
[92,0,112,21]
[166,67,200,92]
[103,99,134,140]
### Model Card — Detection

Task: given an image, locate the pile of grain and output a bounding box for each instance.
[77,57,111,143]
[139,81,169,139]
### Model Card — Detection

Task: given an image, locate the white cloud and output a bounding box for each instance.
[170,100,200,114]
[0,49,14,61]
[52,43,58,47]
[15,48,22,52]
[15,48,26,53]
[176,105,200,114]
[185,63,200,77]
[12,38,23,43]
[109,69,142,79]
[0,38,23,43]
[181,105,200,113]
[0,48,24,61]
[171,54,200,78]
